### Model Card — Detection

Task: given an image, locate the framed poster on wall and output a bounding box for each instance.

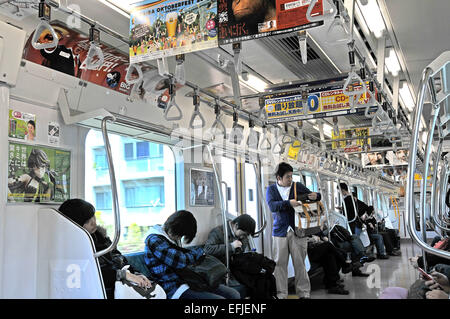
[190,168,215,206]
[7,142,71,203]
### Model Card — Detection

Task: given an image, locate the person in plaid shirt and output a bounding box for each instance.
[144,210,240,299]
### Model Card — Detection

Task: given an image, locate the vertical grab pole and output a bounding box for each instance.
[94,116,121,258]
[406,66,450,262]
[316,172,332,242]
[252,162,268,255]
[206,144,230,285]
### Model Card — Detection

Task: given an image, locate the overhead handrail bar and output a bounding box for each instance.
[94,116,121,258]
[406,52,450,261]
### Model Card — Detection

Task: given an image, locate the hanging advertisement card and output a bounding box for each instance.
[287,140,301,160]
[8,109,37,141]
[218,0,324,44]
[130,0,218,62]
[7,142,71,203]
[361,151,390,168]
[22,21,183,110]
[262,82,375,123]
[331,127,370,153]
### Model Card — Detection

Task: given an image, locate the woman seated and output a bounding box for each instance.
[144,210,240,299]
[58,199,152,299]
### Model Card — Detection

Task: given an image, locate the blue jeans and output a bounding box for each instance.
[369,233,386,255]
[180,284,241,299]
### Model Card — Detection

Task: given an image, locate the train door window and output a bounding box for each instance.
[302,172,318,192]
[357,187,364,202]
[244,163,259,228]
[292,174,303,183]
[85,130,176,253]
[220,156,237,216]
[333,181,341,209]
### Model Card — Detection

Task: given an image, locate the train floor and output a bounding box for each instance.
[287,240,420,299]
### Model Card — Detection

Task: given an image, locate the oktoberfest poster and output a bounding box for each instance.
[331,127,370,153]
[7,142,71,203]
[22,21,181,109]
[130,0,218,62]
[218,0,324,44]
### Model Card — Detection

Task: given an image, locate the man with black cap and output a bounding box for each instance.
[58,198,152,299]
[204,214,257,298]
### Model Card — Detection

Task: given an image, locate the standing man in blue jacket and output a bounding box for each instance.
[266,162,321,299]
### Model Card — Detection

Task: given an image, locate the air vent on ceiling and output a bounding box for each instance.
[259,33,340,82]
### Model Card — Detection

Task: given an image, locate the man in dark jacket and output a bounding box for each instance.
[58,199,152,299]
[266,162,321,299]
[204,214,256,298]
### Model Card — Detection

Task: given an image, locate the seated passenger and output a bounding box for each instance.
[365,206,401,257]
[144,210,240,299]
[204,214,257,298]
[58,199,152,299]
[409,235,450,271]
[328,224,374,277]
[306,233,352,295]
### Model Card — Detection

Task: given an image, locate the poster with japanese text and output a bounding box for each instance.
[7,142,71,203]
[331,127,370,153]
[263,82,375,123]
[218,0,324,44]
[22,21,182,110]
[8,109,36,141]
[130,0,218,62]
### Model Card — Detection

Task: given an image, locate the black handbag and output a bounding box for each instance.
[175,254,227,292]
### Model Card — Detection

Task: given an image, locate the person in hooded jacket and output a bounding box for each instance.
[144,210,240,299]
[58,199,152,299]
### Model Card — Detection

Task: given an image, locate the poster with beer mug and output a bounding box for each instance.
[130,0,218,62]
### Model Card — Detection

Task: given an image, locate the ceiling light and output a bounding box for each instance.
[97,0,131,18]
[314,124,332,137]
[357,0,385,38]
[399,81,415,112]
[239,74,268,92]
[385,48,401,77]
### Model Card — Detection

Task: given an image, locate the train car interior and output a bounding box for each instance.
[0,0,449,301]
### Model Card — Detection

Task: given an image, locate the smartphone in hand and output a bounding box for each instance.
[418,267,434,281]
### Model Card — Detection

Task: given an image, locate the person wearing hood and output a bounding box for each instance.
[58,199,152,299]
[144,210,241,299]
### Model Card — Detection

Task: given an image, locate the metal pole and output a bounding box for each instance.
[94,116,121,258]
[406,67,450,261]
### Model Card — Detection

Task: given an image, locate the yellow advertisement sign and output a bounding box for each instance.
[331,127,370,153]
[287,140,302,160]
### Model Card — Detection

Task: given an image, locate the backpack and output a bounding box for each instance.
[330,225,352,243]
[230,252,277,299]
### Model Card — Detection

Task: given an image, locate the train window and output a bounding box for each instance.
[85,129,176,253]
[244,162,259,228]
[302,173,318,192]
[220,156,237,216]
[293,174,303,183]
[357,187,364,202]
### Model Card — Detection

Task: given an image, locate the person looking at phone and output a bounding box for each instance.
[424,265,450,299]
[266,162,321,299]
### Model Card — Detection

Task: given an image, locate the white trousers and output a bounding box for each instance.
[272,231,310,298]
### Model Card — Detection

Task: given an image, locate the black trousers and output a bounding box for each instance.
[308,242,346,288]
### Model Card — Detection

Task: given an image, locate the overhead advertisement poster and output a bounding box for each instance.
[331,127,370,153]
[218,0,324,44]
[262,82,375,124]
[130,0,218,62]
[22,21,182,110]
[361,150,409,168]
[9,109,37,141]
[7,142,71,203]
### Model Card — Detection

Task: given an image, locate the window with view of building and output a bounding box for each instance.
[85,130,176,254]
